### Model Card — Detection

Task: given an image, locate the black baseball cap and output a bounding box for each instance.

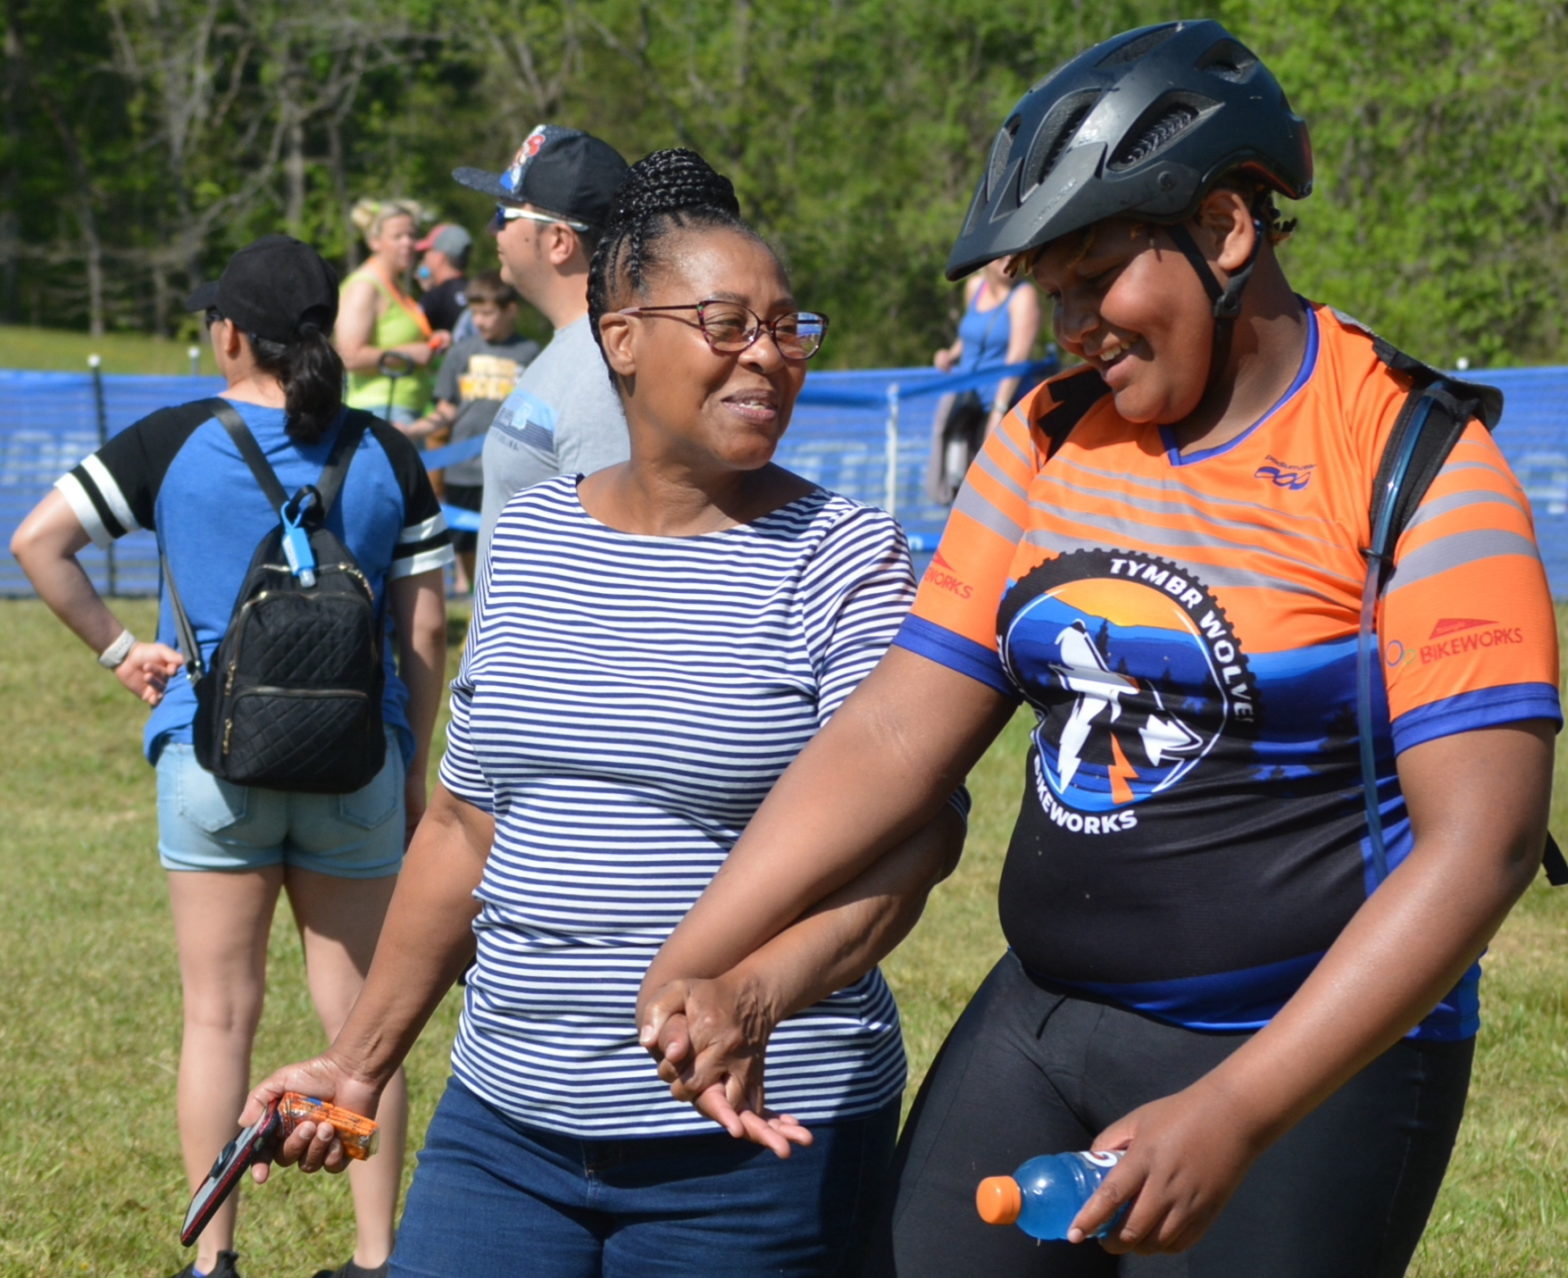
[453,124,629,229]
[186,234,339,344]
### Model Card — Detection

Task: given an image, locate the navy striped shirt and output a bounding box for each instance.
[439,475,916,1137]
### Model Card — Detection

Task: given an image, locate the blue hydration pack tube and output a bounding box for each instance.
[1358,360,1565,887]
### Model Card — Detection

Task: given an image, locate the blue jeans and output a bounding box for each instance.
[392,1076,900,1278]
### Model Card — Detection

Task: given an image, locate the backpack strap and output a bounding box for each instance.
[207,398,291,510]
[1365,374,1496,591]
[160,401,370,681]
[1034,365,1109,461]
[161,399,256,682]
[1358,364,1560,886]
[1364,339,1502,580]
[311,409,373,517]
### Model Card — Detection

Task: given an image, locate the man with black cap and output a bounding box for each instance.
[414,222,473,334]
[453,123,631,555]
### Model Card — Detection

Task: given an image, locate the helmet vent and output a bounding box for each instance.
[1198,39,1256,83]
[984,117,1020,199]
[1020,90,1099,194]
[1108,98,1203,171]
[1099,25,1177,67]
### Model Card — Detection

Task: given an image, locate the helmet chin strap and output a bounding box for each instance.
[1162,219,1265,392]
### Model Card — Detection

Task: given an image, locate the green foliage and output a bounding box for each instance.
[3,1,1566,364]
[1222,0,1568,366]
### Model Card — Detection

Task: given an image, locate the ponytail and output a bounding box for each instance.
[249,327,347,444]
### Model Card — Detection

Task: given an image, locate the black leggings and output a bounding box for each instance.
[865,951,1472,1278]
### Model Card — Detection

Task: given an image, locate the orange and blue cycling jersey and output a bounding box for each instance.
[894,302,1561,1039]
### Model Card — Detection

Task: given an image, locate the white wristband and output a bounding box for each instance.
[98,628,136,669]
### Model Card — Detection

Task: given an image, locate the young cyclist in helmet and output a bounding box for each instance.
[636,19,1559,1277]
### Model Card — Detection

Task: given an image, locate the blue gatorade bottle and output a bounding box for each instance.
[975,1150,1127,1241]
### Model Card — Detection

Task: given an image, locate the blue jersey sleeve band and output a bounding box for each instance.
[892,614,1015,696]
[1391,682,1563,757]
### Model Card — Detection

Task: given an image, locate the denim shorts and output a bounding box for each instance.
[155,733,405,877]
[392,1076,900,1278]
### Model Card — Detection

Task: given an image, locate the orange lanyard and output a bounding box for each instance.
[369,261,433,339]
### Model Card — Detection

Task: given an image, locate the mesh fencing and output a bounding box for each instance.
[4,359,1565,598]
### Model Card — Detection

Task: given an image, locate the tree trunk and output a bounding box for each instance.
[80,194,104,338]
[286,108,307,234]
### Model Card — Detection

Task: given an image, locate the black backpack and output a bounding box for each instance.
[164,400,387,794]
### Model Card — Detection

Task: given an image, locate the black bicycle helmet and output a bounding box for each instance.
[946,20,1312,280]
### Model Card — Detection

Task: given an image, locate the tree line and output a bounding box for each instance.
[4,0,1564,370]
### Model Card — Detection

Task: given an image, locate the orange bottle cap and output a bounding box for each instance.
[976,1175,1023,1225]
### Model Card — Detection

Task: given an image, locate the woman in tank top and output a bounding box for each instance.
[337,199,446,428]
[926,256,1041,502]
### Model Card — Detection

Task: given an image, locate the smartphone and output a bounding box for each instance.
[179,1093,380,1246]
[180,1101,281,1246]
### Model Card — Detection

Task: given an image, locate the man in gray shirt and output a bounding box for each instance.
[453,123,632,555]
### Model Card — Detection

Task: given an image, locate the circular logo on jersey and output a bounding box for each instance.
[998,550,1254,813]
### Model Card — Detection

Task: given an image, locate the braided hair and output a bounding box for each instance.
[587,148,767,381]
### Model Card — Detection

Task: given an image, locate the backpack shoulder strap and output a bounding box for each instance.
[205,398,291,511]
[1033,365,1110,461]
[1361,351,1563,885]
[1365,352,1502,594]
[312,409,373,517]
[161,397,280,683]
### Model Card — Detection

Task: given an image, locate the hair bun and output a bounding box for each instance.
[611,148,739,229]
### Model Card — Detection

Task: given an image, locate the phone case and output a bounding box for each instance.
[180,1102,281,1247]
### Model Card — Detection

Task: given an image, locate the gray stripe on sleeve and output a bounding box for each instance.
[1387,529,1543,594]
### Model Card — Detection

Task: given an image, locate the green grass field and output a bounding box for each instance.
[1,324,219,377]
[2,598,1564,1276]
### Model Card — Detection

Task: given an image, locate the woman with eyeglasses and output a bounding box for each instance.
[12,234,451,1278]
[338,198,448,430]
[244,149,966,1277]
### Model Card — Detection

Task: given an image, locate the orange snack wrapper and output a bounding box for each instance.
[278,1092,380,1160]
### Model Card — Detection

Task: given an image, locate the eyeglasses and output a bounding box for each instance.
[615,300,829,361]
[203,308,223,329]
[492,204,589,234]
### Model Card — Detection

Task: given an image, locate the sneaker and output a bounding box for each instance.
[169,1251,242,1278]
[311,1262,388,1278]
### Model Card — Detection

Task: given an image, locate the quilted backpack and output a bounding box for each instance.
[164,399,386,794]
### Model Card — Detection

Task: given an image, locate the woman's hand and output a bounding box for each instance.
[640,976,811,1158]
[114,641,184,706]
[1068,1075,1268,1255]
[240,1054,385,1183]
[643,972,777,1102]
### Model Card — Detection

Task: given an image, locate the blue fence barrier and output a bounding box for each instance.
[4,360,1567,597]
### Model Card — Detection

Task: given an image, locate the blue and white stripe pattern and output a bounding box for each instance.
[439,475,916,1137]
